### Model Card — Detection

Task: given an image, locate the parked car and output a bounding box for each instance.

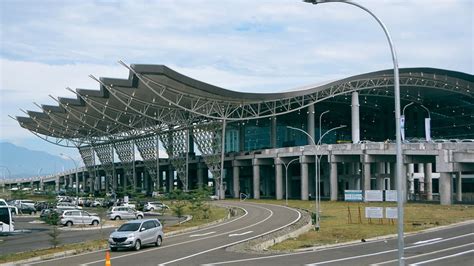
[56,202,82,211]
[108,219,163,251]
[91,199,104,207]
[107,206,144,220]
[60,210,101,226]
[143,202,169,212]
[17,203,37,215]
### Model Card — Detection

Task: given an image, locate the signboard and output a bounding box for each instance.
[425,118,431,141]
[400,115,405,141]
[365,190,383,202]
[385,207,398,219]
[344,190,363,201]
[385,190,398,202]
[365,207,384,219]
[124,196,129,203]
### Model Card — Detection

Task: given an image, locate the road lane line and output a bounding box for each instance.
[411,249,474,265]
[80,204,273,266]
[372,242,474,265]
[228,231,253,237]
[209,232,474,265]
[412,238,442,245]
[157,205,301,266]
[190,231,216,237]
[27,206,249,265]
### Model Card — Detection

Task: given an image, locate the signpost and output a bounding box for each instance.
[365,190,383,202]
[385,190,398,202]
[344,190,363,201]
[365,207,384,219]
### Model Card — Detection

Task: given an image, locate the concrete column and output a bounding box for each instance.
[275,159,283,200]
[424,163,433,200]
[418,163,425,193]
[456,172,462,202]
[197,163,204,187]
[252,159,260,199]
[351,91,360,143]
[307,103,315,143]
[300,161,309,200]
[376,162,385,190]
[233,166,240,199]
[439,172,452,205]
[271,117,277,148]
[168,169,174,192]
[113,173,117,191]
[363,163,371,192]
[55,176,60,192]
[95,176,100,192]
[89,175,94,193]
[330,162,338,201]
[389,163,396,190]
[407,163,415,199]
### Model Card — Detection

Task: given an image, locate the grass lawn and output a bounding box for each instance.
[243,199,474,251]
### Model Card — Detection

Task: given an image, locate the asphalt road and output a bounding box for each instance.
[26,201,302,266]
[5,203,472,266]
[203,221,474,266]
[0,213,183,255]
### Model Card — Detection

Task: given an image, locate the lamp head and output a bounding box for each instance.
[303,0,327,4]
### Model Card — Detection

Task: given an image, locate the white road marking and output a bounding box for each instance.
[208,232,474,265]
[411,249,474,265]
[228,231,253,237]
[57,205,250,266]
[190,231,216,237]
[158,204,302,266]
[372,242,474,265]
[412,238,442,245]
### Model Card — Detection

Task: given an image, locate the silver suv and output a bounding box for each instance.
[108,219,164,251]
[144,202,169,212]
[60,210,100,226]
[107,206,144,220]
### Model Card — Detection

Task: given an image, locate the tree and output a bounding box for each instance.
[48,226,61,248]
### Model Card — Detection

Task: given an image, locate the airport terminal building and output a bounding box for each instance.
[6,65,474,205]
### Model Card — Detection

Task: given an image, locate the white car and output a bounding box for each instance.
[108,219,164,251]
[60,210,100,226]
[144,202,169,212]
[107,206,144,220]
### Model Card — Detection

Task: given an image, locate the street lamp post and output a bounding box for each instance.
[403,102,431,142]
[288,124,346,230]
[60,153,79,205]
[304,0,404,264]
[0,166,11,193]
[278,158,299,206]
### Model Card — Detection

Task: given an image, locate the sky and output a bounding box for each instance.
[0,0,472,169]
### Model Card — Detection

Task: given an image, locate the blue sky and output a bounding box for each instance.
[0,0,472,167]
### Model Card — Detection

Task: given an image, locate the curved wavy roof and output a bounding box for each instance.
[15,64,473,146]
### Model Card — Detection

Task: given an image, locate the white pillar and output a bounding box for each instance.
[376,162,385,190]
[439,172,452,205]
[363,162,371,192]
[418,163,425,193]
[300,161,309,200]
[233,166,240,199]
[330,162,338,201]
[197,164,204,187]
[424,163,433,200]
[456,172,462,202]
[408,163,415,199]
[275,160,283,200]
[253,159,260,199]
[351,91,360,143]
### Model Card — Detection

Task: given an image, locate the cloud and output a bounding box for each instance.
[0,0,472,165]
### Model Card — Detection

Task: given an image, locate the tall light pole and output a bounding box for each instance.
[278,157,299,206]
[403,102,431,142]
[319,110,330,142]
[0,166,11,193]
[288,124,346,230]
[60,153,79,205]
[304,0,404,264]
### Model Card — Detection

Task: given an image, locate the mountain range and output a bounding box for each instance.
[0,142,75,179]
